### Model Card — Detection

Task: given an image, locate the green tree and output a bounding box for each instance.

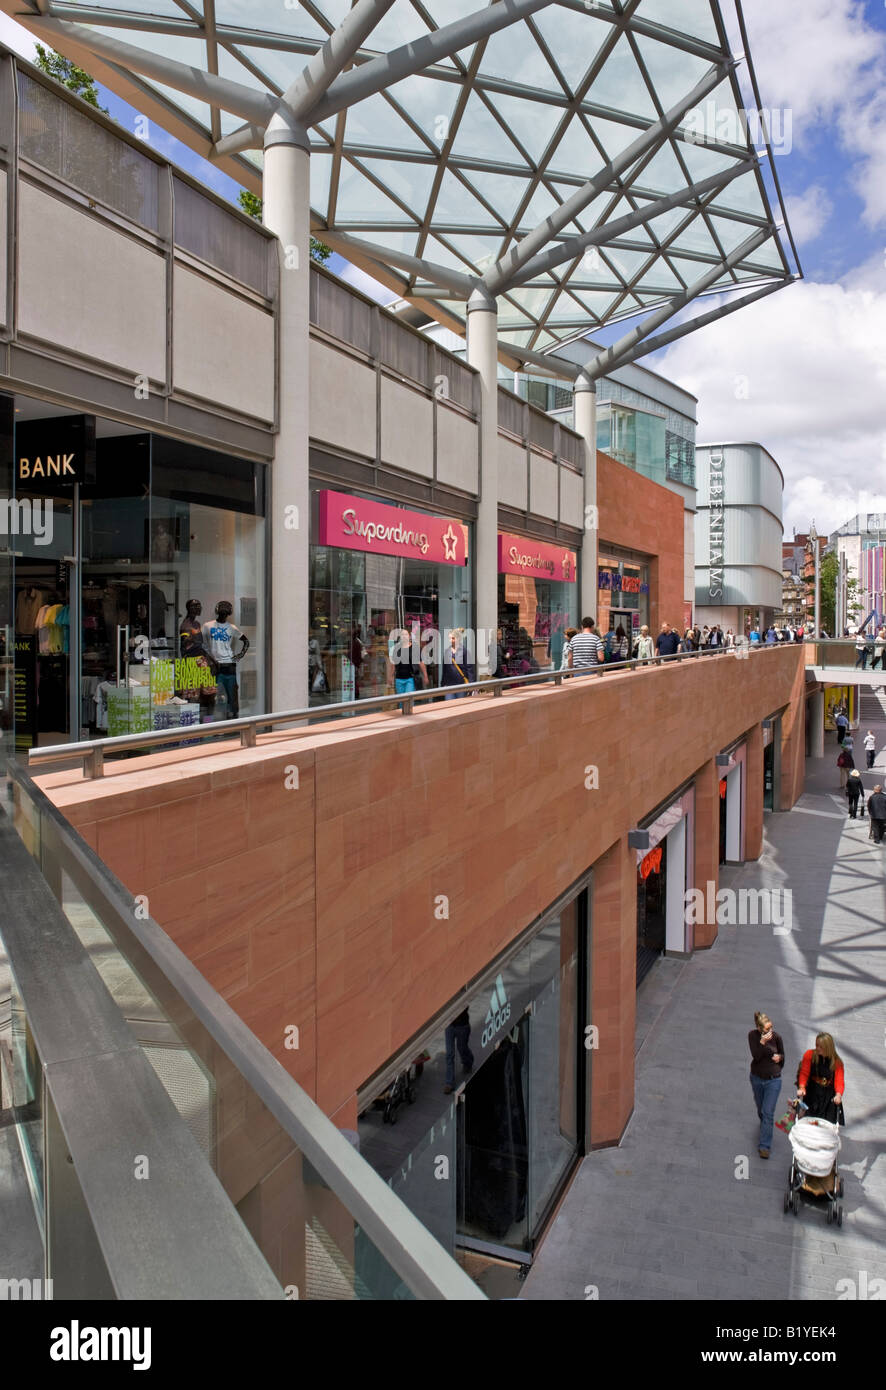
[806,551,837,635]
[34,43,108,114]
[237,190,331,263]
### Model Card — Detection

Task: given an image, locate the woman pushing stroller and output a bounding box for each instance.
[796,1032,845,1125]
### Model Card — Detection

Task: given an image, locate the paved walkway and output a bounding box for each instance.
[521,715,886,1301]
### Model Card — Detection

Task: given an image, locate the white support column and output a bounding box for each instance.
[466,287,499,676]
[263,114,311,711]
[574,371,598,621]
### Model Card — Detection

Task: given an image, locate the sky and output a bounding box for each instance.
[1,1,884,539]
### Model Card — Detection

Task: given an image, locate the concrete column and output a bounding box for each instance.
[263,115,311,711]
[692,758,720,950]
[589,836,636,1149]
[809,689,824,758]
[574,371,598,620]
[745,722,764,861]
[466,287,499,676]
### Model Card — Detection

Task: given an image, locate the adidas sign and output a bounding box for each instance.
[481,974,511,1046]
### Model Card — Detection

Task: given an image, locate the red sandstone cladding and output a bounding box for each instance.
[37,647,804,1120]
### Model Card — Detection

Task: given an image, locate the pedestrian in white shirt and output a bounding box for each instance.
[864,730,877,769]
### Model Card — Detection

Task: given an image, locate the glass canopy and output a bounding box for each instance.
[6,0,800,363]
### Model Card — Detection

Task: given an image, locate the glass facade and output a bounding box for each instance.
[357,886,588,1286]
[308,485,473,705]
[0,393,266,759]
[598,552,651,636]
[497,571,578,673]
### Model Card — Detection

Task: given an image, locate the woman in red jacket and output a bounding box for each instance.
[797,1033,845,1124]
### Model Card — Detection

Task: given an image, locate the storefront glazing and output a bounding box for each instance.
[309,486,472,704]
[0,393,266,759]
[598,551,651,636]
[356,883,589,1291]
[497,532,578,674]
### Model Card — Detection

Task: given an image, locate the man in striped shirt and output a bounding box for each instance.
[568,617,603,671]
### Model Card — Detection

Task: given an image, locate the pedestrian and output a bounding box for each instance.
[749,626,761,644]
[560,626,578,671]
[387,626,429,694]
[725,628,735,650]
[855,630,869,669]
[443,1006,473,1094]
[568,616,603,672]
[655,621,680,659]
[837,744,853,789]
[835,707,849,744]
[796,1033,844,1125]
[749,1010,784,1159]
[868,784,886,842]
[441,627,476,699]
[846,769,863,818]
[864,729,876,769]
[636,624,654,665]
[872,627,886,671]
[679,627,695,654]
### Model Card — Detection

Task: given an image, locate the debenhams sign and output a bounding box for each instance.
[709,450,725,600]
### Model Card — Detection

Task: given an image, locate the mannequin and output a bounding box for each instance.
[201,600,249,718]
[179,599,204,658]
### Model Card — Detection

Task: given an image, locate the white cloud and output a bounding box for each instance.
[657,265,886,537]
[736,0,886,227]
[783,184,832,243]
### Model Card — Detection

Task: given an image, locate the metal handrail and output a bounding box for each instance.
[27,642,778,779]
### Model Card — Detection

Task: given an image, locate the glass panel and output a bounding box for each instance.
[8,966,44,1225]
[11,774,457,1299]
[216,0,329,36]
[588,36,657,120]
[527,906,578,1230]
[458,1011,530,1254]
[0,394,12,766]
[343,93,430,154]
[450,93,531,168]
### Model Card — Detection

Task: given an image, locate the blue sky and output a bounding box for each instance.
[2,1,885,536]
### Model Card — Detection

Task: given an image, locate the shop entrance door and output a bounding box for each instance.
[11,495,76,751]
[608,608,634,658]
[637,841,667,985]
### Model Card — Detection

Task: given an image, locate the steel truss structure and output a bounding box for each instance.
[4,0,801,379]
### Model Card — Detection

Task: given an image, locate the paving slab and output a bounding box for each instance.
[521,721,886,1302]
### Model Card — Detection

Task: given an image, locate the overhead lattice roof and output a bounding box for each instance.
[5,0,800,372]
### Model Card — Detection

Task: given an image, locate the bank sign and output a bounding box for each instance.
[498,532,577,582]
[15,415,96,486]
[316,490,469,566]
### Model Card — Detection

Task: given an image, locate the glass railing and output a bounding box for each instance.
[2,761,484,1301]
[805,639,886,672]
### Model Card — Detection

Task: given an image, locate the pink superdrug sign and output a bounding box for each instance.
[317,491,469,566]
[498,532,577,583]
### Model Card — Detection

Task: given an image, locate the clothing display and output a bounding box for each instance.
[201,619,242,665]
[15,586,47,635]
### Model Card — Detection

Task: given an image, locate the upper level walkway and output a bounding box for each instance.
[806,639,886,688]
[520,706,886,1301]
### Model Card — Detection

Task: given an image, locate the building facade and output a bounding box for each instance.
[694,442,784,636]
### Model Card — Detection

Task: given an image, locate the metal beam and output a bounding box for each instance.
[282,0,397,121]
[581,223,775,379]
[319,229,476,297]
[504,343,582,381]
[599,275,793,374]
[213,123,266,157]
[485,59,735,295]
[308,0,555,127]
[29,16,276,125]
[507,159,755,289]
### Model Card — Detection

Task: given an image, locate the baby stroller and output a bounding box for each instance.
[784,1114,844,1226]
